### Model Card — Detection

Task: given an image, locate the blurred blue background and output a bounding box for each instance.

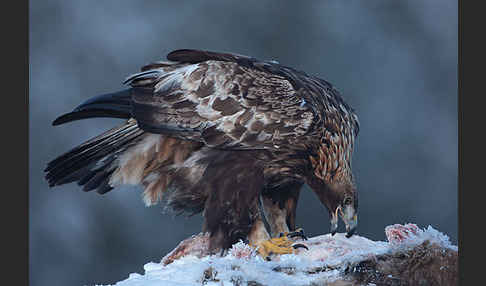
[29,1,457,285]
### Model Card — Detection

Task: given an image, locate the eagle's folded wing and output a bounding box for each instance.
[125,50,316,150]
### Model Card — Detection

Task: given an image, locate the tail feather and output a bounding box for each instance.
[46,85,211,205]
[45,122,138,175]
[45,122,143,185]
[45,119,145,194]
[45,123,130,170]
[82,166,115,193]
[77,156,116,186]
[46,88,139,193]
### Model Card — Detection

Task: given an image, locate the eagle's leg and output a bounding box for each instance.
[261,188,307,242]
[248,193,308,259]
[276,191,307,241]
[248,220,308,259]
[260,195,289,237]
[247,218,294,259]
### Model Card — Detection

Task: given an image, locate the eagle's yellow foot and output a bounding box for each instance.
[252,230,309,260]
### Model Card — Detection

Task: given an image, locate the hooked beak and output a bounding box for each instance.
[345,214,357,238]
[330,205,358,238]
[342,204,358,238]
[330,207,339,236]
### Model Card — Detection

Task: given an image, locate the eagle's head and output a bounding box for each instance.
[307,175,358,238]
[308,134,358,237]
[325,180,358,238]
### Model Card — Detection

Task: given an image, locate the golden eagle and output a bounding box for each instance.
[45,49,360,257]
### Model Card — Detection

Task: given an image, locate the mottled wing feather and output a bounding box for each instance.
[167,50,359,135]
[126,56,315,150]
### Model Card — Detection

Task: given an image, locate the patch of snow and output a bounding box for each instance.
[105,224,457,286]
[114,255,341,286]
[295,233,389,268]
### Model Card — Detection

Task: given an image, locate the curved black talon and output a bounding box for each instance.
[345,227,356,238]
[292,243,309,250]
[301,230,308,241]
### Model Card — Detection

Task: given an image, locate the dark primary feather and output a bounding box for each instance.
[52,89,132,126]
[167,49,256,65]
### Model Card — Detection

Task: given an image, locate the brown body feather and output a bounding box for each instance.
[46,49,360,252]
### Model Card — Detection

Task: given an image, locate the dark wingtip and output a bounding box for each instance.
[166,49,194,58]
[52,113,74,126]
[52,90,132,126]
[167,49,252,65]
[52,110,131,126]
[167,49,208,63]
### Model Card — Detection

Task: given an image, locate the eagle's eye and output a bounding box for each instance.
[343,197,352,205]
